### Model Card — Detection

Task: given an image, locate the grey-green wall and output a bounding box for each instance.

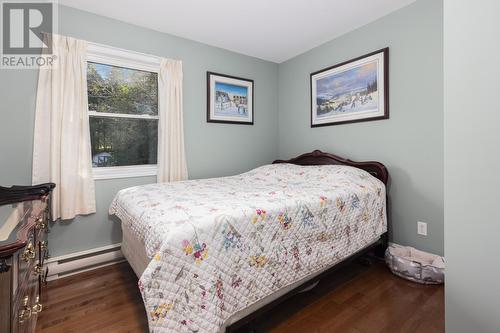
[0,5,279,257]
[0,2,445,259]
[278,0,443,255]
[445,0,500,332]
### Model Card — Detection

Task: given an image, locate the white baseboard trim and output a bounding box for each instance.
[45,243,125,281]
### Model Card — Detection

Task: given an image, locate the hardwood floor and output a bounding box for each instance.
[36,259,444,333]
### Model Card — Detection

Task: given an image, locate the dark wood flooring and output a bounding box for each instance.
[36,259,444,333]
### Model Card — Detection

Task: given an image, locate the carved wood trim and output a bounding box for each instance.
[0,208,38,258]
[0,258,9,273]
[0,183,55,206]
[0,183,54,257]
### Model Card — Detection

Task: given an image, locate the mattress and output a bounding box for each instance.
[110,163,387,332]
[121,221,149,277]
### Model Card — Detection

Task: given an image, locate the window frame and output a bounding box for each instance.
[87,43,161,180]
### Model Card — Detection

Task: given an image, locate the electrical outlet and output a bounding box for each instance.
[417,221,427,236]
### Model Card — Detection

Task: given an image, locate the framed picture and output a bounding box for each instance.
[207,72,254,125]
[310,48,389,127]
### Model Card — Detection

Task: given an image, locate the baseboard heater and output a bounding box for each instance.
[45,243,125,281]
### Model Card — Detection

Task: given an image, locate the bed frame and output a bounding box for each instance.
[227,150,389,332]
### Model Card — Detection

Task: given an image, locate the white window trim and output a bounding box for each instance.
[88,111,159,120]
[92,165,158,180]
[87,42,161,180]
[87,42,161,73]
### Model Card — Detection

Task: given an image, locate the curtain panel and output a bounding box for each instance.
[157,59,188,183]
[32,34,96,220]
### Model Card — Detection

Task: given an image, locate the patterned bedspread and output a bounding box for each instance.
[109,164,387,332]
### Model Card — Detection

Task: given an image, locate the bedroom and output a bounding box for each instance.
[0,0,497,332]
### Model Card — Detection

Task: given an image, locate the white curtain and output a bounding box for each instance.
[32,34,96,221]
[157,59,188,183]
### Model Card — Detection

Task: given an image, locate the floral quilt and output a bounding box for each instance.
[109,164,387,332]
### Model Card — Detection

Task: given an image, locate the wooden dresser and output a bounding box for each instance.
[0,184,55,333]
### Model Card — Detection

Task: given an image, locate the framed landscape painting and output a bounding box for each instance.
[311,48,389,127]
[207,72,254,125]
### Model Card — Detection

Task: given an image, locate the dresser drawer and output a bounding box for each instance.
[6,211,47,333]
[14,274,40,333]
[0,183,54,333]
[17,232,37,288]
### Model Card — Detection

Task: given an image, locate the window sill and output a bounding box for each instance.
[93,165,157,180]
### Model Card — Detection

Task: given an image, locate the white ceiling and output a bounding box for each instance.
[59,0,416,63]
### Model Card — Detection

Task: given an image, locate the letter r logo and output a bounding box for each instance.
[2,2,53,54]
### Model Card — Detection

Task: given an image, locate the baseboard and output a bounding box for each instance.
[45,243,125,281]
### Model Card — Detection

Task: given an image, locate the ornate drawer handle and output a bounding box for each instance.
[21,243,36,262]
[33,263,43,276]
[19,308,32,323]
[32,296,43,314]
[40,240,50,260]
[42,266,49,284]
[18,296,32,324]
[36,217,47,230]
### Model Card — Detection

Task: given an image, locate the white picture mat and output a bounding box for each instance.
[209,74,253,123]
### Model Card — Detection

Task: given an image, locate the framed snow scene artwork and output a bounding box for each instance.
[207,72,254,125]
[311,48,389,127]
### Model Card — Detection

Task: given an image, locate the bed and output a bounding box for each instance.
[109,150,389,333]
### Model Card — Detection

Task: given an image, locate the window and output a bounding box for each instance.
[87,44,161,179]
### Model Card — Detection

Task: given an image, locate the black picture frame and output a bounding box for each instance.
[207,71,254,125]
[310,48,389,127]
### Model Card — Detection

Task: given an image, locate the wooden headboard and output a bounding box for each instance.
[273,150,388,185]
